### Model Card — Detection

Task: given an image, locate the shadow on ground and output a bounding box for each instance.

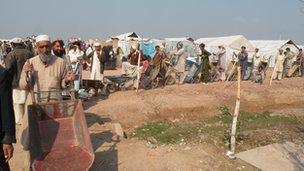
[85,112,118,171]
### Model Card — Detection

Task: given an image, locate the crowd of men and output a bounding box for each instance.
[116,41,304,88]
[0,34,303,170]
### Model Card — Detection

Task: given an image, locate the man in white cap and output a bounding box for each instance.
[18,34,75,169]
[84,42,105,81]
[5,37,33,125]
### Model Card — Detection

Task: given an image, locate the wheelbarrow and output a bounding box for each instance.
[27,90,94,171]
[82,79,110,97]
[104,75,135,92]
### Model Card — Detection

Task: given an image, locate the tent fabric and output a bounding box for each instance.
[112,32,141,41]
[165,37,188,42]
[195,35,255,52]
[250,40,299,67]
[164,40,199,59]
[297,45,304,50]
[140,41,155,59]
[195,35,256,70]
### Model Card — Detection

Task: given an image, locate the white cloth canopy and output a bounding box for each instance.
[196,35,255,52]
[250,40,299,67]
[112,32,141,41]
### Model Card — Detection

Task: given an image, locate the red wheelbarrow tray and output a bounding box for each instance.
[27,100,94,171]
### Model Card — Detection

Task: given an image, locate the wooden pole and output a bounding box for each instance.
[30,89,36,104]
[136,50,141,92]
[226,61,237,82]
[269,63,277,86]
[228,65,241,157]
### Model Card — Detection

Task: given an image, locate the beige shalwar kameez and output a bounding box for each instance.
[19,55,67,149]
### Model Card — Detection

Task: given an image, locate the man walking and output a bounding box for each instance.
[5,37,33,124]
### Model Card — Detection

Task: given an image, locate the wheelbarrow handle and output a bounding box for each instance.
[30,89,36,104]
[34,90,61,94]
[32,90,62,103]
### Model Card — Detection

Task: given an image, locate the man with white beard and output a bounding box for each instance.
[18,34,75,169]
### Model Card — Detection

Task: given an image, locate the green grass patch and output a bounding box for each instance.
[131,105,303,146]
[132,121,199,144]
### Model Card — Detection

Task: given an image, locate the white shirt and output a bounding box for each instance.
[90,51,102,80]
[92,51,101,69]
[68,49,84,64]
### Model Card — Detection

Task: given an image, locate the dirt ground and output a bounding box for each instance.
[84,70,304,170]
[10,69,304,171]
[85,70,304,130]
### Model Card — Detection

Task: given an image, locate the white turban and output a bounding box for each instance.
[94,42,101,47]
[36,35,50,43]
[11,37,23,44]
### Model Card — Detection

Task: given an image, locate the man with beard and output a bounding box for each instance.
[52,39,65,58]
[18,35,75,169]
[5,38,33,125]
[52,39,72,69]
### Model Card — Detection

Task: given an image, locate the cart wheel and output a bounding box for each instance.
[193,77,200,84]
[151,79,159,89]
[165,75,176,85]
[107,84,117,93]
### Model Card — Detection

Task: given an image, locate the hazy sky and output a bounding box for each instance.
[0,0,303,44]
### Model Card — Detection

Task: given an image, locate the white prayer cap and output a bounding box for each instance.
[36,35,50,43]
[94,42,101,47]
[11,37,23,44]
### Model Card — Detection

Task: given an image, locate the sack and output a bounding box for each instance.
[140,75,152,90]
[184,63,199,83]
[243,68,252,80]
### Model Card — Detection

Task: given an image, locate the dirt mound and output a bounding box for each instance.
[84,77,304,130]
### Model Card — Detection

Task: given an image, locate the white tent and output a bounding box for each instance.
[165,37,189,42]
[112,32,141,41]
[250,40,299,67]
[164,37,200,60]
[195,35,255,71]
[297,44,304,50]
[0,39,11,42]
[196,35,255,52]
[108,32,141,62]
